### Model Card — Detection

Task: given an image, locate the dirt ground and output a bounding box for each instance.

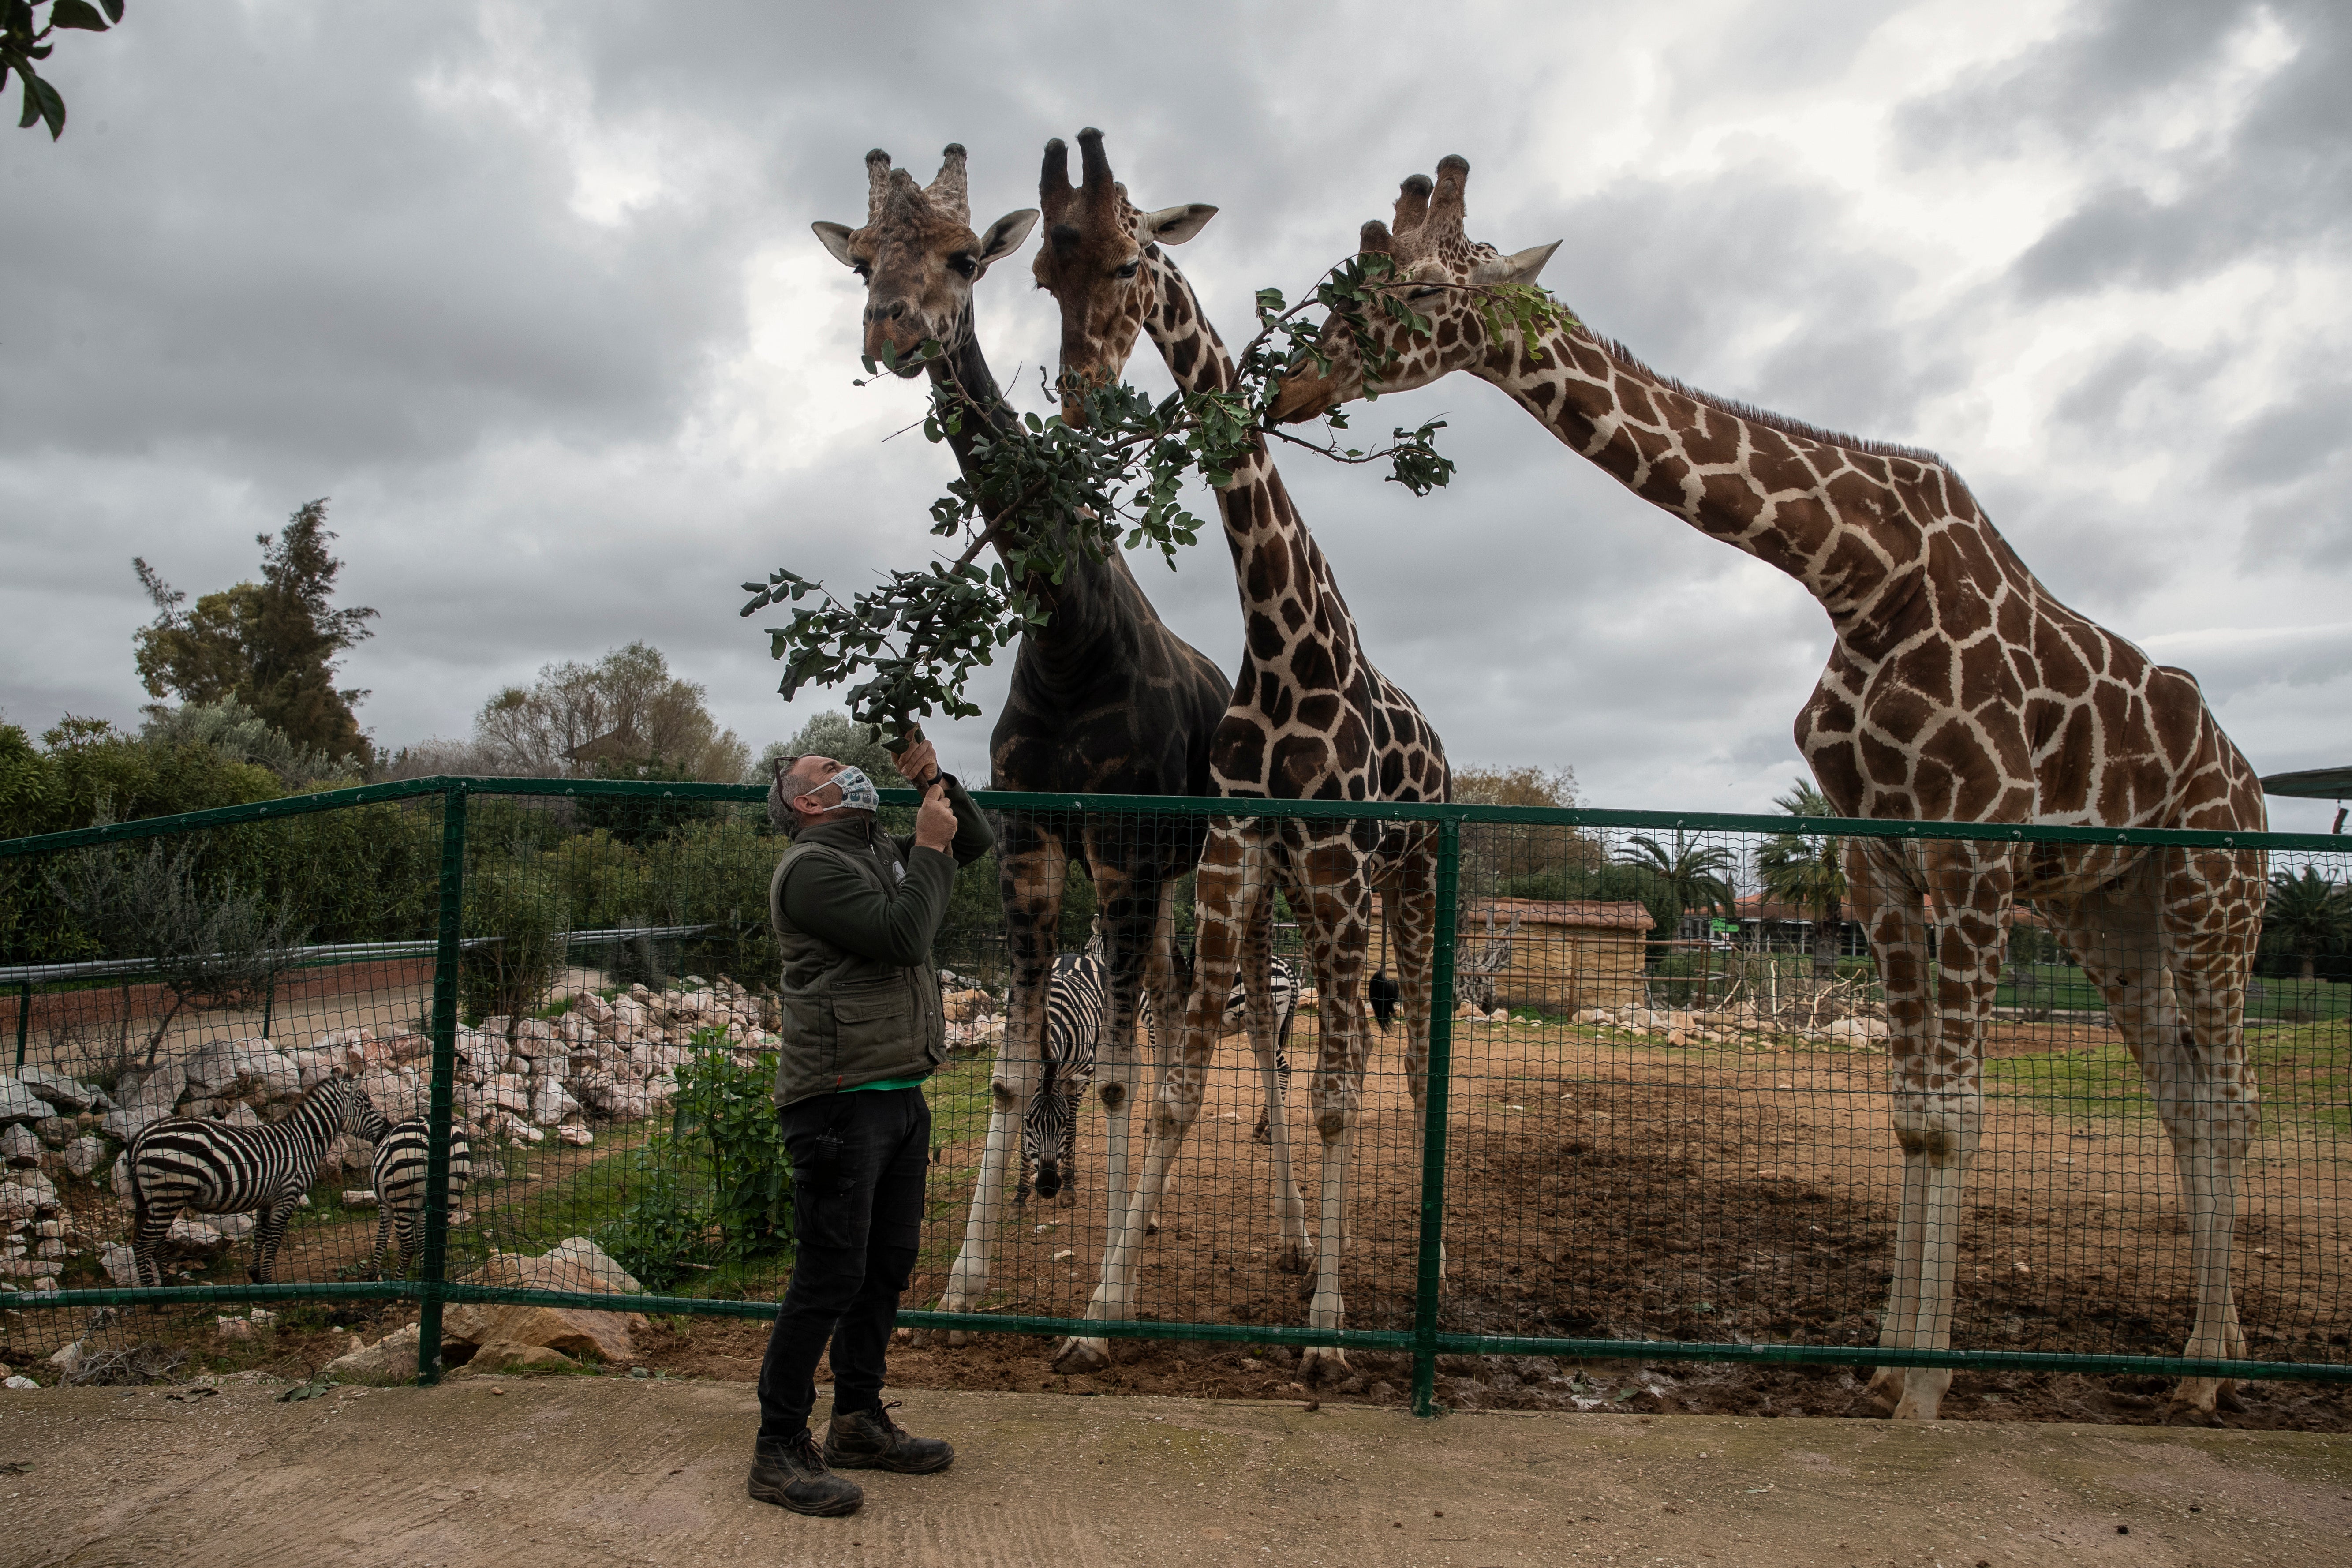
[6,1378,2349,1568]
[14,1005,2347,1436]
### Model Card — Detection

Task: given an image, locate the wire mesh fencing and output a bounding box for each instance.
[1,778,2345,1415]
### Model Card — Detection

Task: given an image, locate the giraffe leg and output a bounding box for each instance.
[1054,825,1258,1374]
[2057,850,2261,1418]
[1850,841,1995,1421]
[939,823,1062,1345]
[1241,882,1309,1272]
[1288,850,1375,1385]
[1384,833,1443,1285]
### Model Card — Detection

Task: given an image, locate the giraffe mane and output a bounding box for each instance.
[1584,328,1948,468]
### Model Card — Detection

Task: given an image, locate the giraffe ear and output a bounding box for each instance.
[975,209,1040,270]
[1471,241,1561,288]
[812,222,858,268]
[1140,203,1218,245]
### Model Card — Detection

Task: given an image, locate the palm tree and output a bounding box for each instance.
[1617,832,1738,1001]
[1758,778,1849,974]
[1617,831,1738,937]
[2265,865,2352,982]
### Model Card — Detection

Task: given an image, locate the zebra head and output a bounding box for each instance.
[335,1081,391,1144]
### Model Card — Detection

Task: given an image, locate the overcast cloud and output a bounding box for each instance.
[3,0,2346,831]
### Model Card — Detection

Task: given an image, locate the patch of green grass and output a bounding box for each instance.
[2247,1022,2352,1134]
[1982,1043,2153,1122]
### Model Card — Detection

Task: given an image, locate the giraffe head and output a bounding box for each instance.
[1268,155,1558,423]
[812,144,1038,372]
[1030,126,1217,423]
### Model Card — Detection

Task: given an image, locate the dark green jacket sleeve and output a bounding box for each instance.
[778,778,991,966]
[893,774,994,868]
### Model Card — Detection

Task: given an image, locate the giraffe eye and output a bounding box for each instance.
[950,253,979,278]
[1114,259,1141,280]
[1405,284,1443,302]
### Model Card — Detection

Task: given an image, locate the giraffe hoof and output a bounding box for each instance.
[1854,1371,1902,1418]
[1300,1347,1351,1385]
[1273,1244,1309,1275]
[1889,1391,1943,1422]
[946,1329,972,1350]
[2167,1377,2231,1419]
[1051,1336,1111,1375]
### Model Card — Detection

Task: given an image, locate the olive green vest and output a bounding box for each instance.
[768,835,945,1108]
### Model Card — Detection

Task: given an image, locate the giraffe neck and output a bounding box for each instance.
[927,319,1143,665]
[1479,316,1946,622]
[1141,251,1330,611]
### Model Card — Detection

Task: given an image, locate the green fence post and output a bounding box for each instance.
[14,980,29,1070]
[415,782,468,1385]
[1411,816,1462,1418]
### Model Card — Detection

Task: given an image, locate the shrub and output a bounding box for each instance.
[458,864,568,1025]
[597,1039,793,1291]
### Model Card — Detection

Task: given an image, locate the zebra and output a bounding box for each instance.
[1018,950,1108,1206]
[127,1075,387,1287]
[369,1118,474,1279]
[1018,943,1301,1202]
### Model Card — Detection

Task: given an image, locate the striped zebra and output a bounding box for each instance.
[369,1119,474,1279]
[1019,950,1301,1203]
[127,1076,387,1287]
[1018,950,1107,1206]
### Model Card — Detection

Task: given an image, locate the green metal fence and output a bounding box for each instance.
[2,776,2346,1417]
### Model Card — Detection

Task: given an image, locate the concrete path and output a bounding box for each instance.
[5,1378,2348,1566]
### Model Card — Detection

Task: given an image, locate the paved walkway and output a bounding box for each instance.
[7,1378,2348,1566]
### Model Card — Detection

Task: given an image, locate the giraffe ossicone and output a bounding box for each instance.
[1273,153,2267,1422]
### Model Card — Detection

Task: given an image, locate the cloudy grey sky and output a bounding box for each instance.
[4,0,2346,830]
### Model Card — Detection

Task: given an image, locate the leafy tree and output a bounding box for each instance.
[138,697,348,792]
[134,499,379,766]
[3,0,119,141]
[1616,830,1737,945]
[1757,778,1849,973]
[474,640,748,782]
[46,831,303,1066]
[2264,865,2351,983]
[747,710,900,788]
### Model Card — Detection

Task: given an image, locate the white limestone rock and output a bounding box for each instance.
[14,1067,98,1114]
[213,1212,256,1242]
[99,1242,137,1287]
[0,1076,47,1125]
[33,1115,75,1149]
[222,1104,262,1130]
[4,1171,60,1213]
[0,1124,38,1168]
[356,1066,426,1124]
[530,1079,581,1128]
[168,1217,225,1248]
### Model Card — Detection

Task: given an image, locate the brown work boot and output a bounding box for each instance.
[748,1428,863,1516]
[823,1401,955,1474]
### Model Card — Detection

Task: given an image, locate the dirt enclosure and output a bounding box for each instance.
[10,1006,2347,1434]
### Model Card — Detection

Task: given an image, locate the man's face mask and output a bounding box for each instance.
[801,766,881,815]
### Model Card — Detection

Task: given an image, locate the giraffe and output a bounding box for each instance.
[813,145,1232,1334]
[1032,129,1450,1381]
[1270,155,2269,1420]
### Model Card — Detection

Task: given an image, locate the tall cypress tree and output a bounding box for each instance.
[134,498,379,764]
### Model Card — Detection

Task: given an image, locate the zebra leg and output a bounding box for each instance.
[1057,1088,1081,1207]
[130,1185,175,1289]
[938,821,1063,1344]
[251,1196,298,1285]
[372,1206,395,1280]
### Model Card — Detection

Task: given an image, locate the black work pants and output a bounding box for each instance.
[756,1085,930,1443]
